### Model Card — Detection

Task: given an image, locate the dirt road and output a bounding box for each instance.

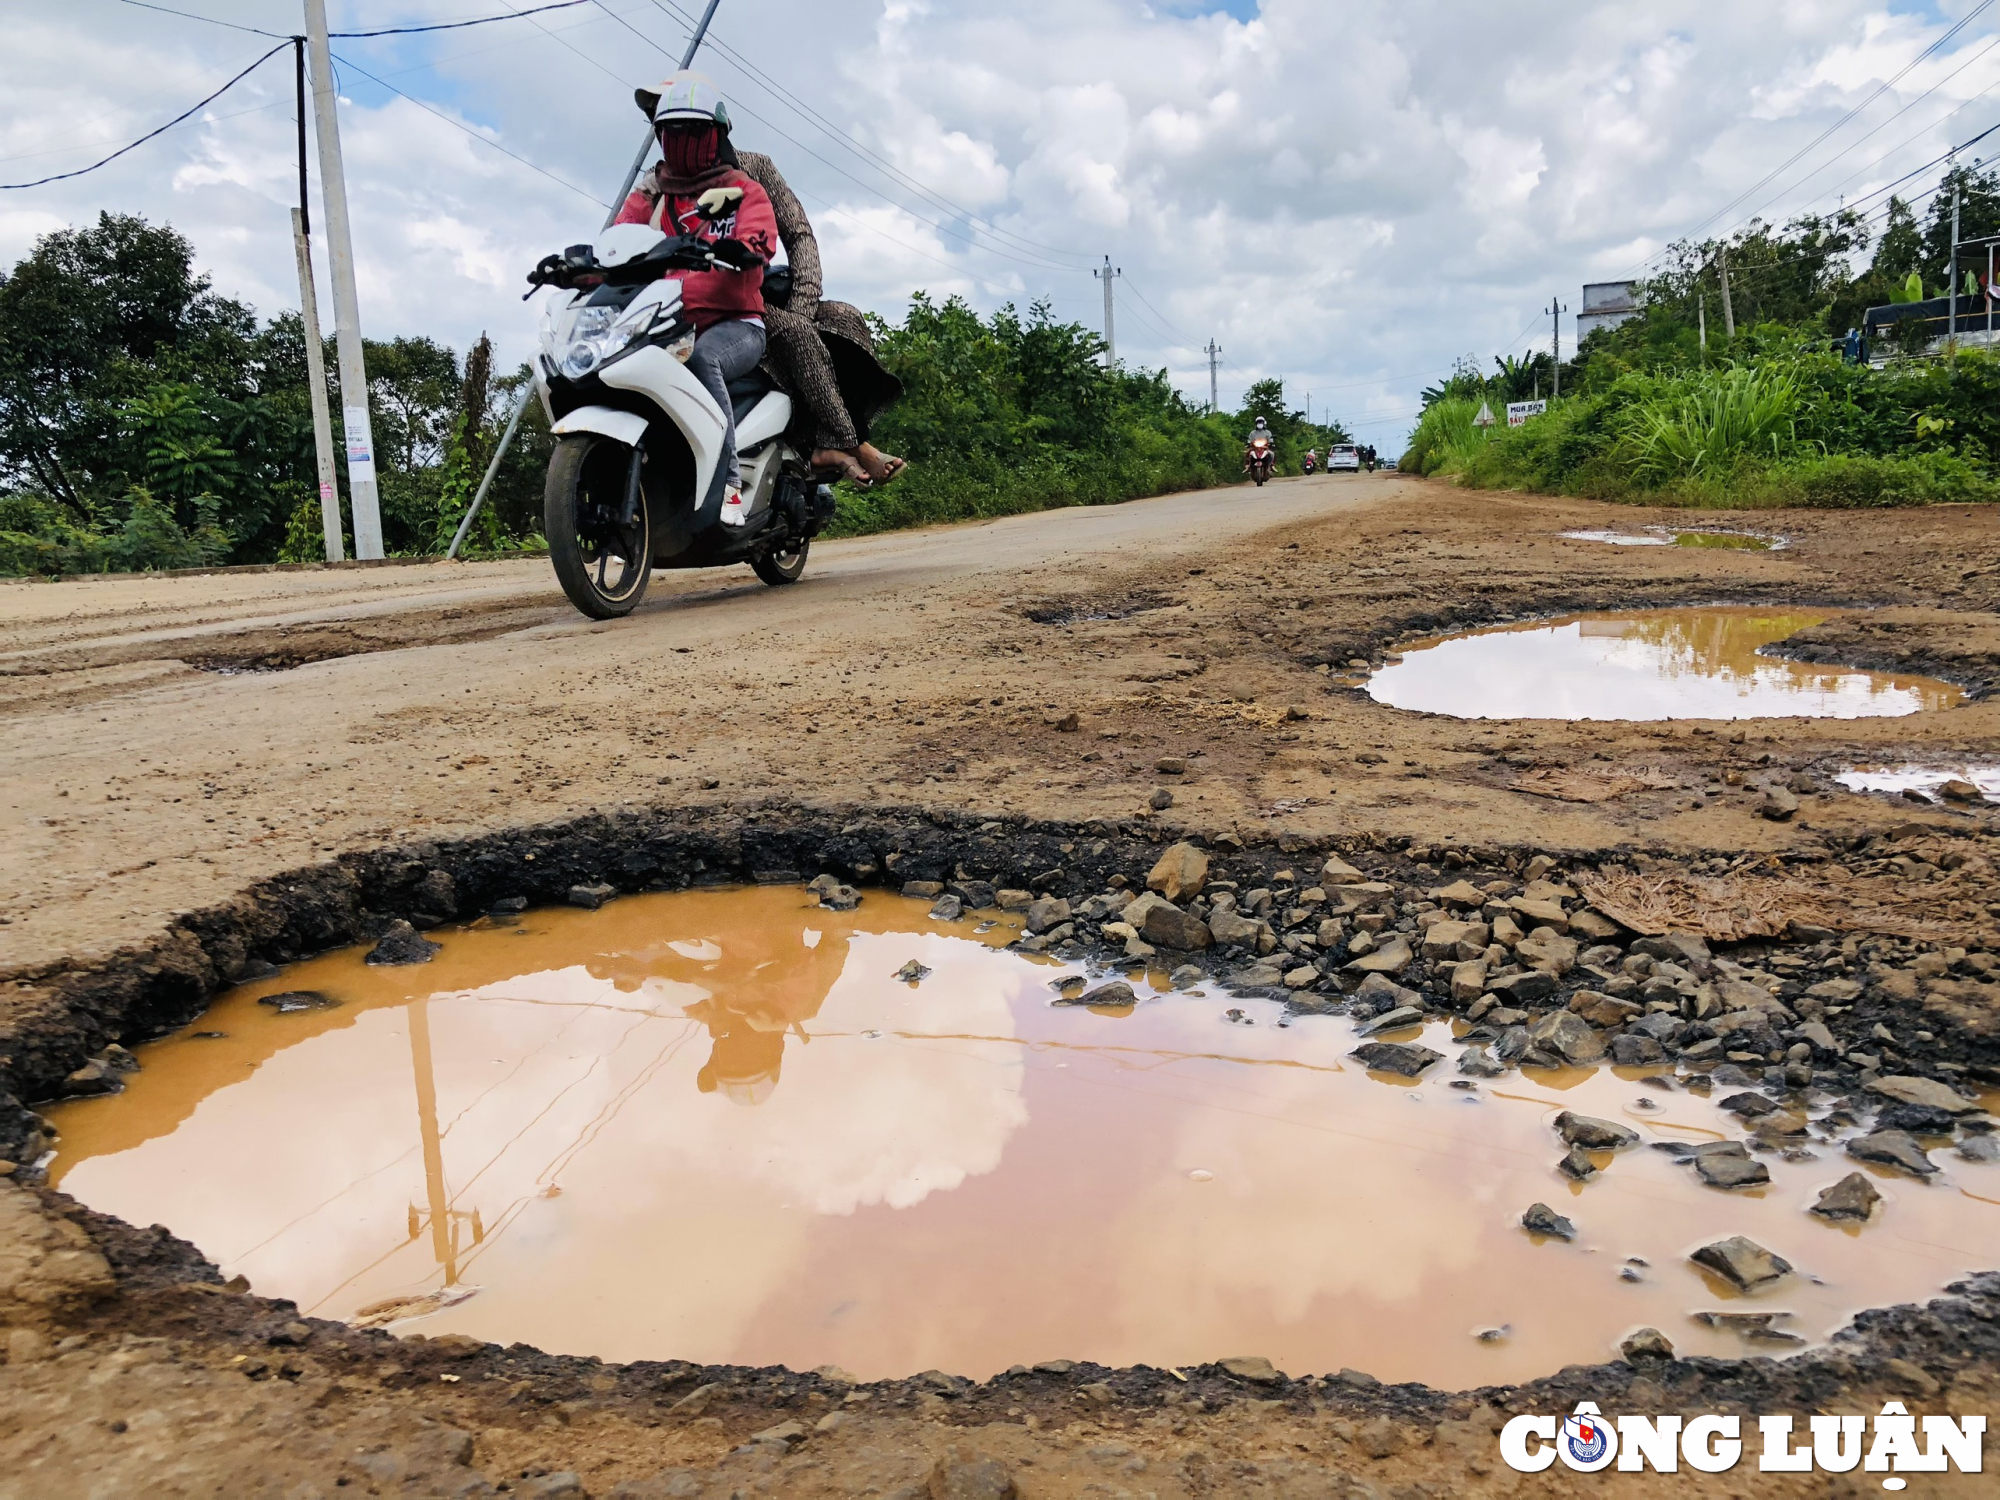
[4,474,2000,1497]
[5,473,1998,981]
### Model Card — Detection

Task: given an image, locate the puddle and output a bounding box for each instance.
[1836,765,2000,803]
[1365,608,1962,721]
[1563,528,1781,551]
[44,887,2000,1387]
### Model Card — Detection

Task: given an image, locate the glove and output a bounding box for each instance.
[696,185,745,220]
[706,237,765,271]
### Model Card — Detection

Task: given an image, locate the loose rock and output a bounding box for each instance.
[1810,1172,1883,1222]
[1690,1235,1793,1291]
[1521,1202,1577,1240]
[1554,1111,1638,1150]
[365,920,439,966]
[1146,841,1210,902]
[1348,1041,1441,1077]
[1845,1130,1938,1177]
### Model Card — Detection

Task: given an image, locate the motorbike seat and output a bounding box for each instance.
[725,367,777,423]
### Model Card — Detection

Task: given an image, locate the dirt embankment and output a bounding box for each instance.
[4,477,2000,1495]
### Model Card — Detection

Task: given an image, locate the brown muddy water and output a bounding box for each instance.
[44,888,2000,1388]
[1365,607,1963,722]
[1562,528,1781,550]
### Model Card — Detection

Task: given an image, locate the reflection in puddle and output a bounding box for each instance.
[1563,528,1781,551]
[44,888,2000,1386]
[1837,765,1999,802]
[1366,608,1962,721]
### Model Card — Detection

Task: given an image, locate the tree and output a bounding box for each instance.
[0,213,256,522]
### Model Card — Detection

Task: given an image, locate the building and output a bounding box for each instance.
[1576,281,1639,341]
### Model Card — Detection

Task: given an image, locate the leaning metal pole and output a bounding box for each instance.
[446,391,531,560]
[448,0,728,559]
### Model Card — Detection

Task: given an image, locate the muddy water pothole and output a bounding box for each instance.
[43,886,2000,1388]
[1836,764,1999,805]
[1563,528,1784,551]
[1365,608,1962,721]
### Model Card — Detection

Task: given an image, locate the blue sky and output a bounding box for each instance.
[5,1,1999,450]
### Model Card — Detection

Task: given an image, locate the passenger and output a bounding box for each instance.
[734,150,906,487]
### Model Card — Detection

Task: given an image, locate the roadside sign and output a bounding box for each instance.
[1473,401,1495,428]
[1507,400,1547,427]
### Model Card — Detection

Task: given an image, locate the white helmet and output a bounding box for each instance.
[635,70,732,131]
[1253,416,1269,430]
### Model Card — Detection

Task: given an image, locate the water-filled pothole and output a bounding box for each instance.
[1563,528,1783,551]
[1365,608,1962,721]
[42,887,2000,1387]
[1836,765,1999,805]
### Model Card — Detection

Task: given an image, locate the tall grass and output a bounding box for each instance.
[1618,364,1802,483]
[1404,396,1494,477]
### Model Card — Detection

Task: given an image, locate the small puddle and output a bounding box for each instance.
[1365,608,1962,721]
[1837,765,2000,803]
[1564,528,1782,551]
[43,888,2000,1387]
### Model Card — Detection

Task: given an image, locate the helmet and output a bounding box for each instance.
[634,70,732,132]
[1253,416,1269,430]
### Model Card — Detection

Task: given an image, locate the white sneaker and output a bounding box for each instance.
[719,484,748,526]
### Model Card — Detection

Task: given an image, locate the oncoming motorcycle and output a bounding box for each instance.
[1244,431,1276,486]
[526,222,833,619]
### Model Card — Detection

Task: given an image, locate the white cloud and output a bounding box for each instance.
[4,0,1994,449]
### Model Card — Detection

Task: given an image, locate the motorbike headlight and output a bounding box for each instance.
[559,306,619,379]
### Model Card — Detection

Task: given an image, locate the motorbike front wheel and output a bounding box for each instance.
[545,434,652,619]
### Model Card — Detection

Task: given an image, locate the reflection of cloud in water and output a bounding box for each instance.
[1370,610,1959,720]
[1094,1007,1491,1331]
[636,932,1029,1215]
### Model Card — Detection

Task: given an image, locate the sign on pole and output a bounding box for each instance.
[1506,400,1548,427]
[1473,401,1495,428]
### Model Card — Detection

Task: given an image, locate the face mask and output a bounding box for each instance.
[659,125,720,179]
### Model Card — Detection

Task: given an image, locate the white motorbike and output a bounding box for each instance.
[527,223,832,618]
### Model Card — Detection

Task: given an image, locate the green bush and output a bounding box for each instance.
[1617,364,1801,482]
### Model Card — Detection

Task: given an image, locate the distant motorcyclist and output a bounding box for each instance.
[1243,416,1276,485]
[1303,446,1318,474]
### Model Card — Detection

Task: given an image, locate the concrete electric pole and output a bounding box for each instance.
[304,0,385,560]
[1206,339,1220,412]
[1718,246,1736,339]
[289,39,340,562]
[1547,295,1568,400]
[1094,256,1121,367]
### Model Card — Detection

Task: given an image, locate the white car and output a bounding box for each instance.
[1327,444,1360,471]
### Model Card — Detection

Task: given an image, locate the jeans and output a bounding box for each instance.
[685,319,767,489]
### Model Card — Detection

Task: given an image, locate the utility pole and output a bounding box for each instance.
[1206,339,1220,412]
[289,39,340,562]
[1717,245,1736,339]
[303,0,384,560]
[1699,294,1707,356]
[1094,256,1121,367]
[1547,295,1568,400]
[1950,172,1962,351]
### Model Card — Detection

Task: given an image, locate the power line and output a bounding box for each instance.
[334,0,592,38]
[630,0,1098,270]
[1679,0,1998,246]
[331,52,610,205]
[0,39,289,189]
[112,0,594,38]
[1718,30,2000,239]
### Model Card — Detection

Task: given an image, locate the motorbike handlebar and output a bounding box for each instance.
[523,235,724,298]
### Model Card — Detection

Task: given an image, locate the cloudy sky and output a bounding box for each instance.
[4,0,1997,448]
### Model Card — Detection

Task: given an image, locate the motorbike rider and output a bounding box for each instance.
[614,73,777,526]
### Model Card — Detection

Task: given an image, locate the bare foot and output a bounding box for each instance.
[811,448,870,484]
[856,443,906,483]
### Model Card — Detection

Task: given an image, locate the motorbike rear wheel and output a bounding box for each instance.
[545,434,652,619]
[751,536,809,585]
